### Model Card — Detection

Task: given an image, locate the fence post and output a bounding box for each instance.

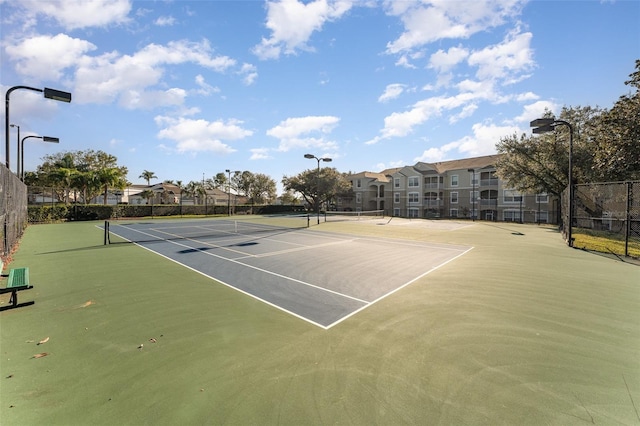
[625,181,632,257]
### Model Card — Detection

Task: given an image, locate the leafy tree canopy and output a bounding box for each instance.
[33,150,128,204]
[282,167,353,212]
[496,60,640,193]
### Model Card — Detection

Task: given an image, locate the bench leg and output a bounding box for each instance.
[9,290,18,307]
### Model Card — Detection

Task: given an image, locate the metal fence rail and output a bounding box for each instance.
[568,181,640,258]
[1,164,28,256]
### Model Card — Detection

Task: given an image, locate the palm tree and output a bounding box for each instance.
[94,167,128,205]
[140,190,155,205]
[139,170,157,186]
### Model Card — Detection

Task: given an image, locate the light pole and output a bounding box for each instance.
[5,86,71,171]
[530,117,574,247]
[225,169,240,215]
[467,168,476,221]
[304,153,332,224]
[9,124,20,177]
[21,135,59,181]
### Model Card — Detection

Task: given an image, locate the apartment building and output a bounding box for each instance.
[340,154,558,224]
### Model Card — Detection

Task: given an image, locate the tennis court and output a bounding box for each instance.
[105,216,472,328]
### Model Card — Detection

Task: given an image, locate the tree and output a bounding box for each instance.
[244,172,277,205]
[213,172,227,189]
[282,168,353,213]
[495,105,601,197]
[592,59,640,181]
[280,190,301,205]
[140,189,154,205]
[33,150,128,204]
[139,170,157,186]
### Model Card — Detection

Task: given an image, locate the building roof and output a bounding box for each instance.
[423,154,503,173]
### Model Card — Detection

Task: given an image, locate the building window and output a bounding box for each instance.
[408,208,419,218]
[394,192,400,203]
[356,193,362,204]
[394,208,401,216]
[504,210,521,222]
[408,192,419,203]
[356,179,362,188]
[451,192,458,204]
[503,189,523,203]
[470,191,479,203]
[536,193,549,203]
[537,211,549,223]
[451,175,459,187]
[408,176,419,187]
[450,209,458,218]
[394,178,400,188]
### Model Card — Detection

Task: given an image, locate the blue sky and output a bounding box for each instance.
[1,0,638,193]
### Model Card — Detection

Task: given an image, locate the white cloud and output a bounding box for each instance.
[468,29,534,83]
[385,0,526,54]
[5,33,97,80]
[194,75,219,96]
[457,122,521,156]
[72,39,235,106]
[239,63,258,85]
[17,0,132,30]
[250,148,273,160]
[253,0,353,60]
[414,142,458,163]
[428,45,469,72]
[267,115,340,152]
[155,16,176,26]
[513,100,559,124]
[378,84,406,103]
[155,116,253,154]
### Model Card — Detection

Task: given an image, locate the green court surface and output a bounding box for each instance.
[1,219,639,425]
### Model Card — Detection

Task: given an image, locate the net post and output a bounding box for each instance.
[307,214,310,228]
[104,220,109,245]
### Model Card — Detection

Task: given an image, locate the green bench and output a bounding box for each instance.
[0,260,34,309]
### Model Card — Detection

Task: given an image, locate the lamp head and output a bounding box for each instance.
[304,154,315,159]
[43,87,72,103]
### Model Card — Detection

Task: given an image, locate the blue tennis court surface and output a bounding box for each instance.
[107,219,472,329]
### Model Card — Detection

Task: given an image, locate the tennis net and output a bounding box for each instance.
[323,210,384,222]
[105,214,310,244]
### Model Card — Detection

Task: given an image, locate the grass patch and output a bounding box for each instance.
[572,227,640,258]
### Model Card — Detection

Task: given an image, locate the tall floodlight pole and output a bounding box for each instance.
[9,124,20,177]
[5,86,71,171]
[530,117,574,247]
[21,135,59,181]
[467,168,476,221]
[304,153,332,224]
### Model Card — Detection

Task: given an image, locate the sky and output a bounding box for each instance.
[1,0,638,193]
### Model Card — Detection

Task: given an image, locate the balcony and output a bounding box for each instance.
[480,178,499,187]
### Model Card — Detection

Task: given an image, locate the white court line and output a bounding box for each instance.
[109,223,472,330]
[233,238,353,260]
[110,224,370,306]
[324,246,474,329]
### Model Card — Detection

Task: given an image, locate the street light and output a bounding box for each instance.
[304,153,332,224]
[5,86,71,170]
[530,117,574,247]
[467,168,476,221]
[225,169,240,216]
[9,124,20,177]
[21,135,59,181]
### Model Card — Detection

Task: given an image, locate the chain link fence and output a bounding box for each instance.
[1,164,28,257]
[567,181,640,258]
